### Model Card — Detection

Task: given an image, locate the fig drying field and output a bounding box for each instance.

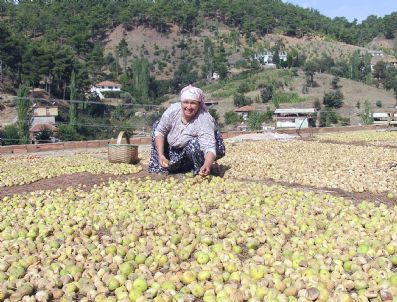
[1,135,397,302]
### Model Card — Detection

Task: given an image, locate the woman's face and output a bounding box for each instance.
[181,100,200,121]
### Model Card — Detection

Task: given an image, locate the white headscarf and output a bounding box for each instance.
[180,85,207,111]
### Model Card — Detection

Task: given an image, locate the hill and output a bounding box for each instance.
[1,1,397,135]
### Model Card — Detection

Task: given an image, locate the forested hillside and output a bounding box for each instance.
[0,0,397,143]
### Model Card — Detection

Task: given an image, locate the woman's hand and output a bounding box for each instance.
[159,155,169,168]
[199,165,211,176]
[199,151,216,176]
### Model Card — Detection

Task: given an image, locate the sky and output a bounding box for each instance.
[282,0,397,23]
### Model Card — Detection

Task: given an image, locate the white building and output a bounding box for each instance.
[373,111,397,125]
[90,81,122,99]
[275,108,316,129]
[254,51,288,65]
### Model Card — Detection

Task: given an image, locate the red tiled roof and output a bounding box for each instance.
[95,81,121,87]
[29,124,58,132]
[234,105,256,112]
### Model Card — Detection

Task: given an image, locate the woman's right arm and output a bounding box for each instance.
[154,105,177,167]
[155,135,169,167]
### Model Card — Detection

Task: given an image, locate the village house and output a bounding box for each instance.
[373,109,397,126]
[254,51,288,65]
[369,50,384,57]
[90,81,122,99]
[234,105,256,121]
[29,101,59,142]
[274,108,316,129]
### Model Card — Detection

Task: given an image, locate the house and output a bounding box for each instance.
[209,72,220,81]
[274,108,316,129]
[205,100,219,107]
[29,123,58,142]
[30,102,58,127]
[254,51,288,65]
[369,50,384,57]
[373,109,397,126]
[234,105,256,120]
[90,81,122,99]
[29,101,59,142]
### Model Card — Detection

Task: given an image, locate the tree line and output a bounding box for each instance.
[0,0,396,97]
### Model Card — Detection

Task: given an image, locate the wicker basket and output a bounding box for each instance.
[108,131,139,164]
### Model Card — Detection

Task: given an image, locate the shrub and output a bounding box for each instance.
[208,108,220,125]
[0,124,20,145]
[102,91,121,98]
[260,85,273,103]
[320,110,338,127]
[323,90,344,108]
[35,129,53,144]
[233,93,252,107]
[248,111,265,131]
[58,125,80,141]
[224,111,241,125]
[237,82,251,94]
[360,101,374,125]
[376,100,382,108]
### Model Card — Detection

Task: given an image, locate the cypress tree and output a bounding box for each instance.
[16,85,30,144]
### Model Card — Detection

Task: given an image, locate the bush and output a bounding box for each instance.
[248,111,267,131]
[237,82,251,94]
[35,129,53,144]
[260,85,273,103]
[376,100,382,108]
[208,108,220,125]
[323,90,344,108]
[102,91,121,98]
[233,93,252,107]
[0,124,20,145]
[224,111,241,125]
[320,110,338,127]
[339,116,351,126]
[58,125,80,141]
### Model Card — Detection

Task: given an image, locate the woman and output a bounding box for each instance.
[148,85,225,176]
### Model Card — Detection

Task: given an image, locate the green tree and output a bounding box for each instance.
[117,38,131,72]
[248,111,265,131]
[360,101,374,125]
[0,124,20,146]
[224,111,241,125]
[304,61,317,87]
[373,61,386,87]
[208,108,220,125]
[16,85,30,144]
[260,85,273,103]
[323,90,344,108]
[331,77,341,90]
[58,124,80,141]
[203,37,214,79]
[233,93,251,107]
[35,129,53,144]
[69,70,77,127]
[132,58,150,103]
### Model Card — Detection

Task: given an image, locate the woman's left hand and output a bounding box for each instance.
[199,165,211,176]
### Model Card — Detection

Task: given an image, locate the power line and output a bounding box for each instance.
[14,97,164,108]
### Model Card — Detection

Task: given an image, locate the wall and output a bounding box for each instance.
[0,125,389,155]
[0,131,245,154]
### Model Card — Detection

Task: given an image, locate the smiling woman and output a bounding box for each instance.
[148,85,225,176]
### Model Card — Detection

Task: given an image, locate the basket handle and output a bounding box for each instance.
[116,131,130,145]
